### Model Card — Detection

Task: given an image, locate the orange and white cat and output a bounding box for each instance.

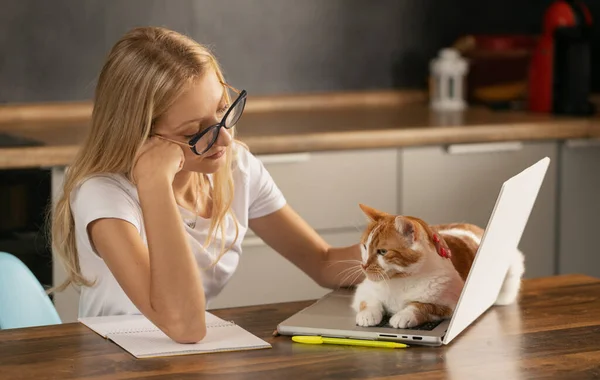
[351,204,524,329]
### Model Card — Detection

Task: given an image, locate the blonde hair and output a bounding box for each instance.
[50,26,240,292]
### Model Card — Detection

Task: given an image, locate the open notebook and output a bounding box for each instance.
[79,312,271,358]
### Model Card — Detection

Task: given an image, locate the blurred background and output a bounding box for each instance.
[2,0,598,102]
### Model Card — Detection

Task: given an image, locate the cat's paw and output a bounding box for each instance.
[389,307,420,329]
[356,309,383,327]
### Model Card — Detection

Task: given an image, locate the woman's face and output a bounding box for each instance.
[153,69,234,174]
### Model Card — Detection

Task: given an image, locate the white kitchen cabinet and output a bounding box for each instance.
[558,139,600,277]
[255,149,399,232]
[208,230,362,309]
[399,141,558,278]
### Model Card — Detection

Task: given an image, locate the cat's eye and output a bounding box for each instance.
[377,249,387,255]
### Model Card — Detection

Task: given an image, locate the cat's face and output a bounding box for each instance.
[358,204,430,281]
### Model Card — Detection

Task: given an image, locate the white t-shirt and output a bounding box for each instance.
[70,144,286,318]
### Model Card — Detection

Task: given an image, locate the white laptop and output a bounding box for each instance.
[277,157,550,346]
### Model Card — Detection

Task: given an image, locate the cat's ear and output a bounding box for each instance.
[395,216,417,244]
[359,203,387,222]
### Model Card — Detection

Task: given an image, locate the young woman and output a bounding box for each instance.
[51,27,361,343]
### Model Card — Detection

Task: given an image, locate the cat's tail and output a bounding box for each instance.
[494,249,525,305]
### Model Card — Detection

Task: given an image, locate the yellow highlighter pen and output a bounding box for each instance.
[292,336,408,348]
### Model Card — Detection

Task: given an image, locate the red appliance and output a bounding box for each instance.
[528,0,595,115]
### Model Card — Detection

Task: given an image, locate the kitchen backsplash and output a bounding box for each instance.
[1,0,597,103]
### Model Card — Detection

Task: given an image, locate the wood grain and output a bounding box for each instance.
[0,274,599,379]
[0,90,424,124]
[0,90,597,169]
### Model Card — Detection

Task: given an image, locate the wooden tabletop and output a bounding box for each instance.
[0,90,598,169]
[1,274,599,379]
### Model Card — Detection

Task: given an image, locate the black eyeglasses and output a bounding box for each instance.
[158,85,247,155]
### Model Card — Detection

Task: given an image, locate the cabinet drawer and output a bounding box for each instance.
[558,140,600,277]
[400,141,558,278]
[208,229,362,309]
[255,149,398,231]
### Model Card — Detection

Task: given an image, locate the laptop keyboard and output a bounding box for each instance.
[410,320,444,331]
[372,315,443,331]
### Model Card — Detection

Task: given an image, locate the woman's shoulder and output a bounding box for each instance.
[230,141,286,217]
[231,141,262,177]
[69,172,143,235]
[71,172,138,205]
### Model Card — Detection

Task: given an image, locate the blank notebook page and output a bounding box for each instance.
[79,312,271,358]
[108,323,271,358]
[79,312,225,337]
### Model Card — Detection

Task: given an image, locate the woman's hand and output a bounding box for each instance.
[132,137,184,185]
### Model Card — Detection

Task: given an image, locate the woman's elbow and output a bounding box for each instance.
[161,315,207,344]
[168,322,207,344]
[315,272,337,289]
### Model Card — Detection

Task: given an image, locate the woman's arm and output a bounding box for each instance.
[248,204,363,289]
[89,139,207,344]
[89,178,206,343]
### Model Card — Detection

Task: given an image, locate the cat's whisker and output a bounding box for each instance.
[326,259,363,269]
[336,271,358,289]
[381,271,391,289]
[382,270,391,281]
[338,267,362,286]
[327,259,362,266]
[337,273,360,290]
[348,266,366,282]
[347,270,364,286]
[349,269,364,284]
[337,271,360,285]
[336,265,361,278]
[352,221,364,233]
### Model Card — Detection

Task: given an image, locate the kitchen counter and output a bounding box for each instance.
[0,90,597,169]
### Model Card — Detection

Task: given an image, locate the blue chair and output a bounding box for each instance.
[0,251,61,329]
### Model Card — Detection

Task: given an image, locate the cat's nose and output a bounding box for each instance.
[361,263,368,270]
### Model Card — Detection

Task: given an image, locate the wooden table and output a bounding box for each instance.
[1,274,599,379]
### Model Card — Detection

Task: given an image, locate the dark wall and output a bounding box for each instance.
[1,0,598,103]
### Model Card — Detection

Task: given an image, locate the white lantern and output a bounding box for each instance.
[430,48,468,111]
